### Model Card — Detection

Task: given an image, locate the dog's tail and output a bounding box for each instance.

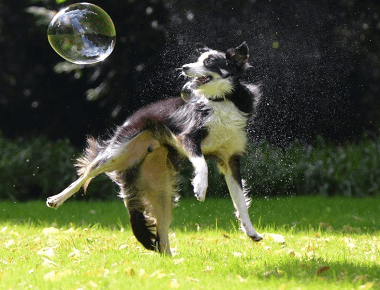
[121,182,159,251]
[128,206,158,251]
[75,136,107,192]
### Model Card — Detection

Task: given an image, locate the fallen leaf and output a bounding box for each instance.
[150,270,166,278]
[43,271,57,281]
[316,266,330,275]
[236,274,248,282]
[124,267,135,276]
[10,230,20,237]
[139,269,147,277]
[359,282,375,290]
[157,273,167,279]
[353,275,371,283]
[42,227,60,235]
[68,248,81,258]
[351,215,363,221]
[222,233,230,239]
[344,238,356,248]
[287,249,302,258]
[169,279,180,289]
[37,247,55,257]
[174,258,185,265]
[103,269,110,278]
[185,276,199,283]
[43,269,73,281]
[265,233,286,244]
[263,270,283,277]
[88,281,98,289]
[41,257,59,268]
[338,268,347,281]
[232,252,243,257]
[4,239,15,248]
[203,266,213,272]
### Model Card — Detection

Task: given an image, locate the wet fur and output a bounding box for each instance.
[46,42,263,255]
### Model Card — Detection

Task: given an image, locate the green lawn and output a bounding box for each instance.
[0,196,379,289]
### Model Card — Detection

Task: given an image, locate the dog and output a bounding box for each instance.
[46,42,263,255]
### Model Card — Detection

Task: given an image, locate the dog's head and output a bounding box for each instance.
[181,42,250,99]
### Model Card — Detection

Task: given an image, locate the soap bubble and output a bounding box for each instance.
[181,79,199,102]
[47,2,116,64]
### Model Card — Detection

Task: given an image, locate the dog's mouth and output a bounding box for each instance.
[196,75,213,84]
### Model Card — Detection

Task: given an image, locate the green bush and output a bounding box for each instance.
[1,135,380,201]
[0,136,75,200]
[240,136,380,197]
[0,136,116,201]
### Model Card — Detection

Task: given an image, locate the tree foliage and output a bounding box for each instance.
[0,0,379,146]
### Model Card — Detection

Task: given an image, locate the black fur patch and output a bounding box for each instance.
[113,97,184,145]
[165,145,184,172]
[229,154,243,188]
[203,54,230,76]
[165,100,210,156]
[225,81,255,115]
[121,165,158,251]
[129,209,157,251]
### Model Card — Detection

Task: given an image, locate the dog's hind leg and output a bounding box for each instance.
[122,146,176,255]
[46,175,89,208]
[46,130,160,209]
[219,155,263,242]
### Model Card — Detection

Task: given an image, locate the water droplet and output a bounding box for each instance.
[47,3,116,64]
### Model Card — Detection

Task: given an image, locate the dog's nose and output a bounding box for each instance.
[182,65,190,71]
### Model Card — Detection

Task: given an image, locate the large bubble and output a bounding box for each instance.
[47,2,116,64]
[181,79,199,102]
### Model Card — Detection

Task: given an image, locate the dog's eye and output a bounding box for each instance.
[204,57,213,67]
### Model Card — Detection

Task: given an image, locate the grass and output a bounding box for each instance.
[1,196,379,289]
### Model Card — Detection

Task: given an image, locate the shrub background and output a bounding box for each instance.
[2,135,379,201]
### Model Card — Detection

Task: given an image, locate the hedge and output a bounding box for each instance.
[1,135,379,201]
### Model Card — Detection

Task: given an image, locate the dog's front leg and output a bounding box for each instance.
[221,155,263,241]
[189,155,208,202]
[225,174,263,241]
[176,135,208,201]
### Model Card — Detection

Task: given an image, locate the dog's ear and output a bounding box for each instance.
[195,43,210,55]
[226,42,251,74]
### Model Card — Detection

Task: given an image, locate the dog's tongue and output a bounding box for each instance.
[197,76,208,84]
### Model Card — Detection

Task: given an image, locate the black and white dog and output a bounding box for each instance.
[46,42,263,255]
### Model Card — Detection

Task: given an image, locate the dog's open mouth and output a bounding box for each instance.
[197,75,213,84]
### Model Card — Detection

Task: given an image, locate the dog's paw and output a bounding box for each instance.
[195,191,206,202]
[192,173,207,202]
[249,233,263,242]
[46,196,60,209]
[189,156,208,202]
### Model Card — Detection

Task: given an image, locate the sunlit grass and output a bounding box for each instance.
[0,197,379,289]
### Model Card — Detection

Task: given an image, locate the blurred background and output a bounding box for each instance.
[1,0,379,201]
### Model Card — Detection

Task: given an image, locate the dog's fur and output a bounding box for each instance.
[46,42,263,255]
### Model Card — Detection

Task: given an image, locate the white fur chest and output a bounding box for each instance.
[201,99,249,156]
